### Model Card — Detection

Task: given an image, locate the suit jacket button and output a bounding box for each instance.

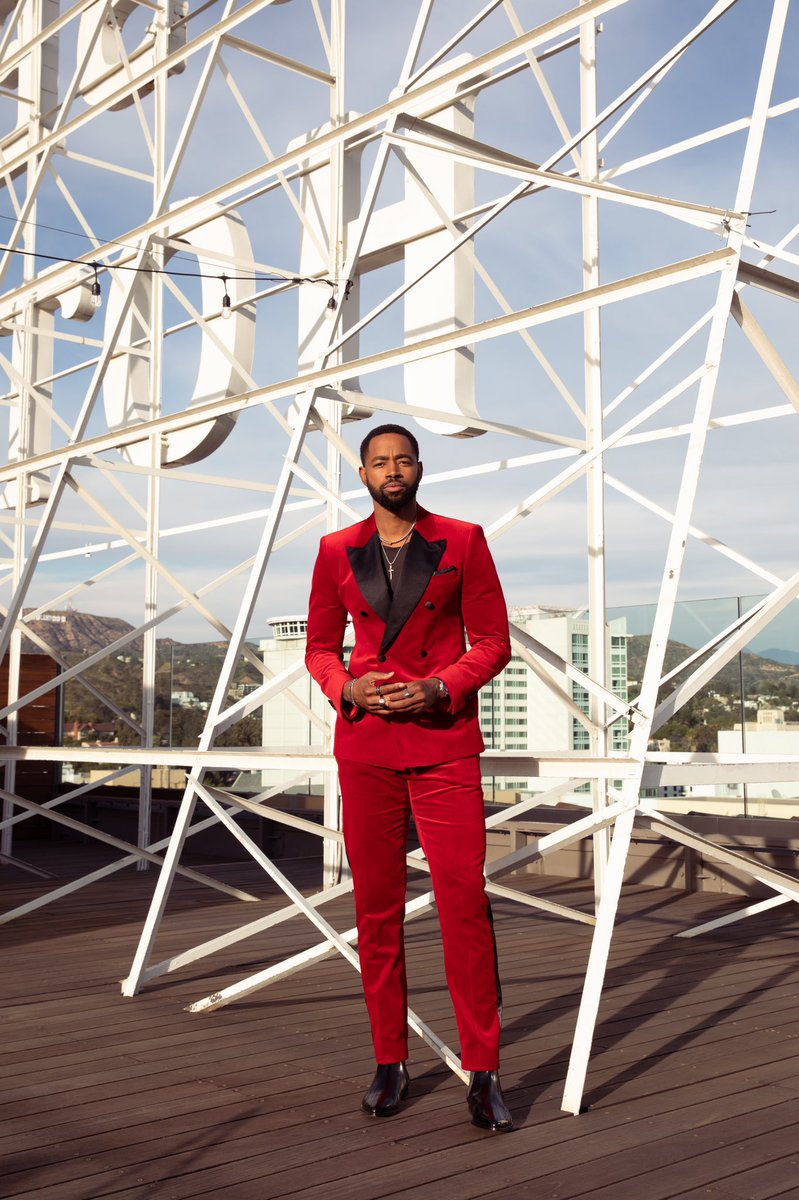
[378,654,386,663]
[420,650,428,658]
[425,601,435,610]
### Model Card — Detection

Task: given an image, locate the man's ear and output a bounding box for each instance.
[358,465,367,485]
[417,461,423,483]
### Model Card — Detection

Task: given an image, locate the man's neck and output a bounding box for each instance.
[373,502,418,542]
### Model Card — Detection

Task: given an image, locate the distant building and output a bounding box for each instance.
[229,682,260,700]
[732,706,787,731]
[64,718,118,743]
[659,709,799,819]
[480,606,629,797]
[715,709,799,815]
[172,690,204,709]
[257,615,354,794]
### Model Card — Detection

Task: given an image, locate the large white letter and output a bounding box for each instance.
[294,56,483,437]
[102,205,256,467]
[77,0,186,111]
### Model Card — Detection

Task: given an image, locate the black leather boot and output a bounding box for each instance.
[361,1062,410,1117]
[467,1070,514,1132]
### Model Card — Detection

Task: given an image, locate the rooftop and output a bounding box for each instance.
[3,845,799,1198]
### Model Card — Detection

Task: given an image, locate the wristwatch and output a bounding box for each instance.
[435,677,449,701]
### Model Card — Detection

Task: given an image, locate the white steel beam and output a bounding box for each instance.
[121,384,321,996]
[652,568,799,731]
[560,0,792,1116]
[677,894,792,940]
[0,788,259,900]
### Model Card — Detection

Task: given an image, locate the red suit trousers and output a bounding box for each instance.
[337,755,501,1070]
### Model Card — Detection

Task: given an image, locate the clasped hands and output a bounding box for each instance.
[347,670,439,715]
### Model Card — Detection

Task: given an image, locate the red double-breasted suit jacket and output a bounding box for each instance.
[305,505,511,769]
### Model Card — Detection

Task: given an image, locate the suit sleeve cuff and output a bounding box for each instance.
[437,670,458,712]
[328,672,357,720]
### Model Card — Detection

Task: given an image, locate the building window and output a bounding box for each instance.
[611,720,629,751]
[572,722,590,750]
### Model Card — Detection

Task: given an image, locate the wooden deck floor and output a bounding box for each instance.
[3,845,799,1200]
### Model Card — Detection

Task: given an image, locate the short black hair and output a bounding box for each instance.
[359,423,420,465]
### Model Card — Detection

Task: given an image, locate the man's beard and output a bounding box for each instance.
[366,476,420,514]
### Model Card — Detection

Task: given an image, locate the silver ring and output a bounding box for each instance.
[379,696,387,707]
[374,685,382,697]
[404,689,413,699]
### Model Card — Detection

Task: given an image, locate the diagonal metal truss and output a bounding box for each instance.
[1,0,798,1115]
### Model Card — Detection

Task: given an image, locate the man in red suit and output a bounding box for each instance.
[305,424,514,1132]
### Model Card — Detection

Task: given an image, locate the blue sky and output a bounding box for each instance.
[1,0,798,650]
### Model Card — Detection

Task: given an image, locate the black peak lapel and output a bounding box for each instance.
[380,532,447,654]
[347,534,391,623]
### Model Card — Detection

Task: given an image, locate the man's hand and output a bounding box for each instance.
[384,678,440,713]
[350,671,405,715]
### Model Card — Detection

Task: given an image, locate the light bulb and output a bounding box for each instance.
[221,293,232,320]
[90,280,102,309]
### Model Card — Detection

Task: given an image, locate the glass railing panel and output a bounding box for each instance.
[734,593,799,817]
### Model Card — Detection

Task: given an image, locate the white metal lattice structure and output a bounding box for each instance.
[0,0,798,1114]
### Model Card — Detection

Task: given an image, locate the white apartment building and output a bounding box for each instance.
[257,615,354,795]
[255,607,629,801]
[480,606,629,796]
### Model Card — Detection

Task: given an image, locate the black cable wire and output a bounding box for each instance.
[0,211,160,257]
[0,241,336,288]
[0,210,273,275]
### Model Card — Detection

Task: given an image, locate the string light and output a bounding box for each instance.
[90,262,102,310]
[0,243,347,307]
[220,273,232,320]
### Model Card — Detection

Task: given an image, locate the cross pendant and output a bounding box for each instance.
[387,562,394,580]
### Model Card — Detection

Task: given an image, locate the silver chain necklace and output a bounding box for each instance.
[378,519,416,547]
[380,535,411,581]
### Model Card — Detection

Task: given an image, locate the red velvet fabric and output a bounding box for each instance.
[338,756,501,1070]
[305,507,511,769]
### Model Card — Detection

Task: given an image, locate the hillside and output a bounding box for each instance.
[22,609,141,656]
[13,609,260,747]
[626,635,799,697]
[626,634,799,752]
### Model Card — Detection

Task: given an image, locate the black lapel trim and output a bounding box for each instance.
[380,532,447,654]
[347,534,391,623]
